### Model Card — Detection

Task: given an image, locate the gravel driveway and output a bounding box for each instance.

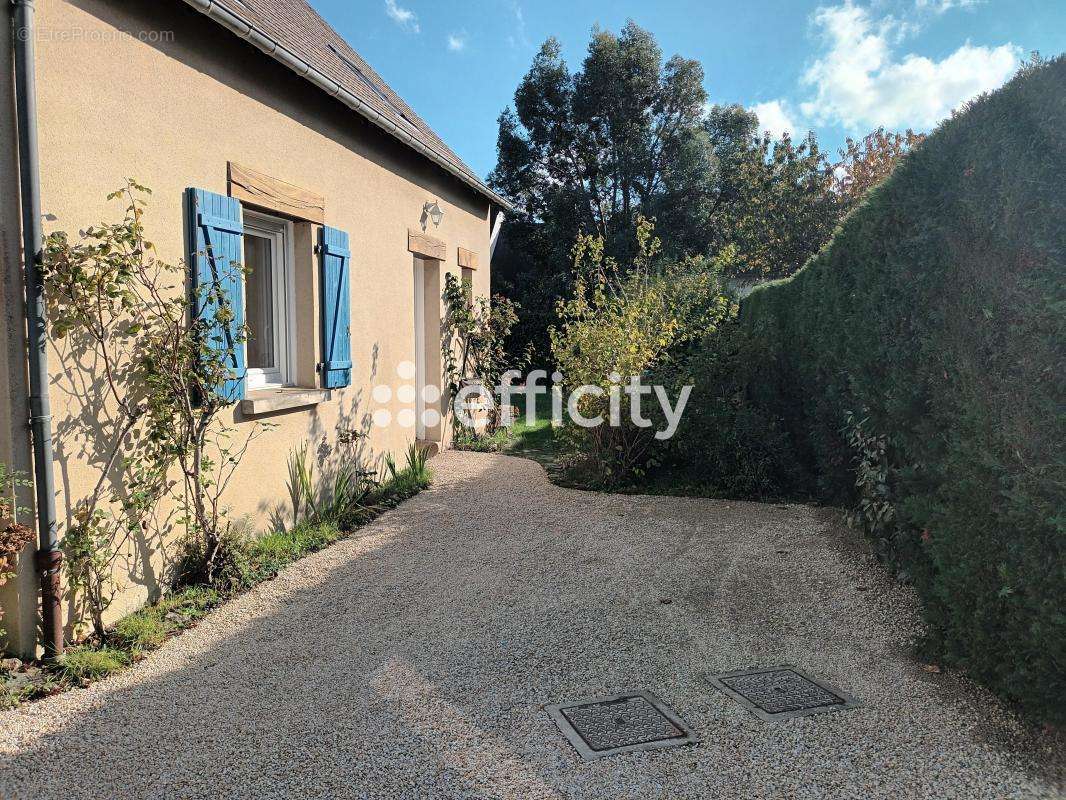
[0,452,1062,799]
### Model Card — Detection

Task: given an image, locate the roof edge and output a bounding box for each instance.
[181,0,513,212]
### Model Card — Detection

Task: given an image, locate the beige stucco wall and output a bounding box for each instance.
[2,0,494,653]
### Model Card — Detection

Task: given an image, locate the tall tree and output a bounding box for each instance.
[490,23,713,263]
[490,24,714,366]
[704,105,841,282]
[491,27,901,362]
[835,127,926,206]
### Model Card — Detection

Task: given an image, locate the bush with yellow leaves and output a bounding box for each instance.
[550,217,735,486]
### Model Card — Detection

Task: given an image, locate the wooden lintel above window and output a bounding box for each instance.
[457,247,479,270]
[228,161,325,224]
[408,228,446,261]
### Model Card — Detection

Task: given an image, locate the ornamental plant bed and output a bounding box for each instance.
[1,459,431,710]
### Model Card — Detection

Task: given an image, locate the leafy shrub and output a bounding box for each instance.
[841,410,905,568]
[61,509,120,641]
[441,271,529,438]
[173,527,252,596]
[653,321,807,498]
[550,218,734,486]
[713,56,1066,722]
[44,183,270,617]
[452,425,513,452]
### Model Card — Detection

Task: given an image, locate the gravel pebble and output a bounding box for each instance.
[0,452,1062,799]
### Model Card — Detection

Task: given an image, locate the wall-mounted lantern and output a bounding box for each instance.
[422,200,444,229]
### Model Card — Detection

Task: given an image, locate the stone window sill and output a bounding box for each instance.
[240,387,330,416]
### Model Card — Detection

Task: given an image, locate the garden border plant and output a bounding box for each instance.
[0,464,34,644]
[2,442,432,709]
[43,181,272,635]
[2,184,434,708]
[441,270,529,445]
[548,217,735,488]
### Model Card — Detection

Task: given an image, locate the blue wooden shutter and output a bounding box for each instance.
[186,188,246,403]
[319,226,352,388]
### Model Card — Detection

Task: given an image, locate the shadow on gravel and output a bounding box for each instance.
[0,458,567,799]
[1,453,1062,800]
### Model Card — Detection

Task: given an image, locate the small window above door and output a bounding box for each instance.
[243,211,295,390]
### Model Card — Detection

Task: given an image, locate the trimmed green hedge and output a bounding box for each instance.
[733,57,1065,721]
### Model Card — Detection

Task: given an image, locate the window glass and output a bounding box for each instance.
[243,212,293,390]
[245,233,276,371]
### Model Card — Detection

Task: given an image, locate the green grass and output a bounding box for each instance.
[109,586,221,652]
[450,391,559,457]
[244,521,344,584]
[505,392,559,467]
[111,614,168,651]
[56,646,129,682]
[155,586,221,619]
[2,585,221,706]
[450,390,591,487]
[238,451,433,584]
[458,391,724,495]
[339,457,431,528]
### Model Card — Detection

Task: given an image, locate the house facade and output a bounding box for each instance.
[0,0,506,655]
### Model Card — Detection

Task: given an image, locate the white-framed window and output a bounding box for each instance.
[243,211,296,390]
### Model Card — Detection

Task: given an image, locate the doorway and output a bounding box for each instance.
[413,256,442,442]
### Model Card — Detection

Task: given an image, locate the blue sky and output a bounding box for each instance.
[311,0,1066,178]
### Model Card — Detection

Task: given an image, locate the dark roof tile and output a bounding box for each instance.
[187,0,506,208]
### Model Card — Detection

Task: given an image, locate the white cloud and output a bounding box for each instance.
[752,100,798,138]
[800,1,1020,131]
[506,1,533,51]
[384,0,419,33]
[447,32,467,52]
[915,0,982,14]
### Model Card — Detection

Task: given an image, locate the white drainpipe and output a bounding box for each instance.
[489,211,505,258]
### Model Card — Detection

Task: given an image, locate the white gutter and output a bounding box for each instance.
[182,0,513,213]
[489,210,505,257]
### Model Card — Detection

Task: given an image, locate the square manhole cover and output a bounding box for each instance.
[709,666,859,722]
[546,691,698,760]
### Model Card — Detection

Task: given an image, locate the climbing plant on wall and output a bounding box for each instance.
[440,271,529,436]
[0,463,33,642]
[43,181,269,635]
